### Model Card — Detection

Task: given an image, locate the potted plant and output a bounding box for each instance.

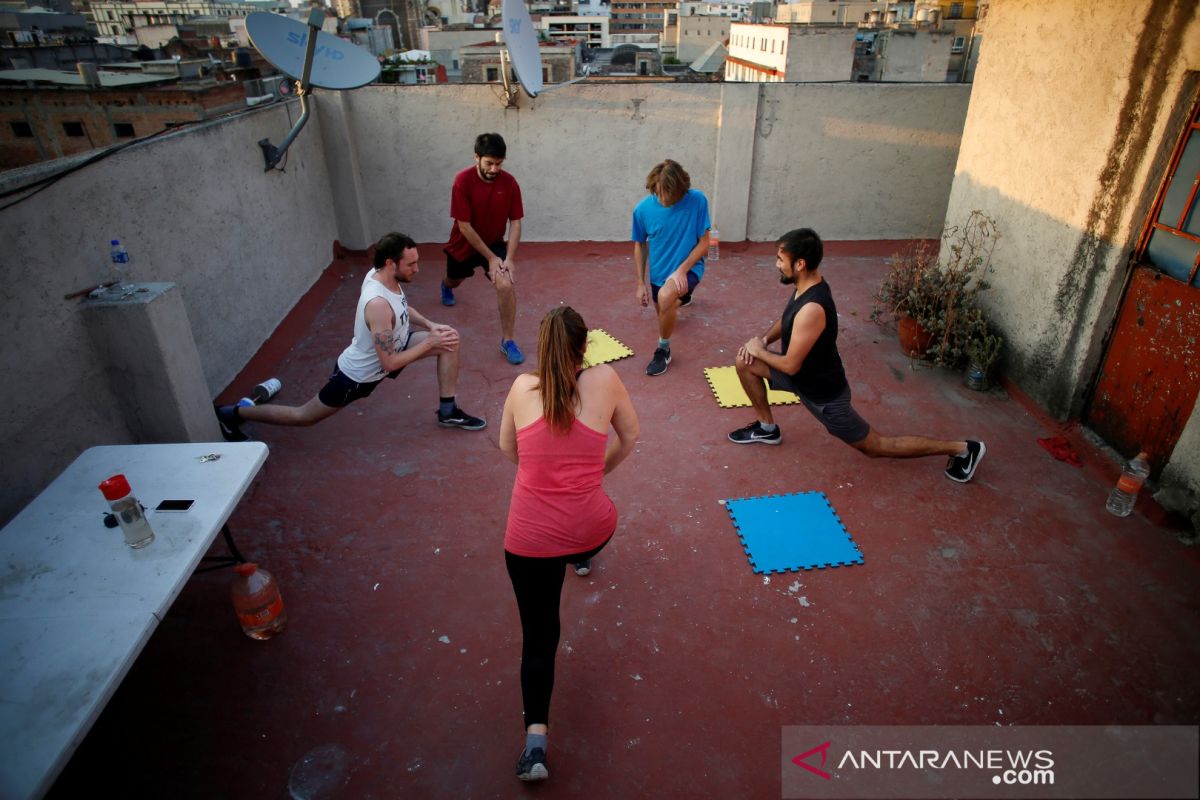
[871,210,1000,369]
[964,320,1003,390]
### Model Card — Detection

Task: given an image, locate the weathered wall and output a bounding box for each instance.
[876,28,954,82]
[0,100,337,524]
[783,27,856,82]
[942,0,1200,487]
[317,81,969,245]
[747,82,969,240]
[943,2,1200,407]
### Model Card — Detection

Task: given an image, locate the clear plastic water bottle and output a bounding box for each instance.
[98,474,155,548]
[707,227,720,262]
[231,563,287,640]
[110,238,132,291]
[1106,451,1150,517]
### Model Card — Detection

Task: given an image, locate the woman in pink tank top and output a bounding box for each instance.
[498,306,639,783]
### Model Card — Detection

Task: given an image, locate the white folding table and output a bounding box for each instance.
[0,442,269,799]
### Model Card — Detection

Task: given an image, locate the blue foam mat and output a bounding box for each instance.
[724,491,863,574]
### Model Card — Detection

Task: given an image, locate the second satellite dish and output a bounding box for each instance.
[246,12,380,90]
[501,0,543,98]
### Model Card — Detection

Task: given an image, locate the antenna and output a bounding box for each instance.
[500,0,543,98]
[497,0,589,107]
[246,10,380,171]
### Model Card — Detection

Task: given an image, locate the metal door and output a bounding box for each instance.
[1087,98,1200,475]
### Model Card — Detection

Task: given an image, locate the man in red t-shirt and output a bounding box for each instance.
[442,132,526,365]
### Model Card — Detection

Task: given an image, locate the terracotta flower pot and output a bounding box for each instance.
[897,314,934,357]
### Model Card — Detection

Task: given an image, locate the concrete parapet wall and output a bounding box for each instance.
[317,81,969,246]
[0,100,335,524]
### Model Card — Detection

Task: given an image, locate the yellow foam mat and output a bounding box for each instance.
[703,366,801,409]
[581,328,634,368]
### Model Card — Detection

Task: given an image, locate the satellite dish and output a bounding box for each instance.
[501,0,542,98]
[245,10,380,171]
[246,11,379,90]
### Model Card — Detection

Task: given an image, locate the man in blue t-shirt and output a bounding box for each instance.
[631,159,712,376]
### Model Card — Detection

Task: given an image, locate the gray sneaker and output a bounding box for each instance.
[728,421,781,445]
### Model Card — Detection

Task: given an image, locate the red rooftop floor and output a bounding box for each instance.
[48,241,1199,799]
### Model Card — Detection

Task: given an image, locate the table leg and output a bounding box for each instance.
[194,523,247,573]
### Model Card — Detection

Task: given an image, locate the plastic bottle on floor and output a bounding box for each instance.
[250,377,282,404]
[707,227,719,262]
[1106,451,1149,517]
[231,563,287,640]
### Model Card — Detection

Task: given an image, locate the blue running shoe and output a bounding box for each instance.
[500,339,525,365]
[440,281,455,307]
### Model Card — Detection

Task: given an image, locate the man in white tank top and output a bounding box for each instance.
[215,232,486,439]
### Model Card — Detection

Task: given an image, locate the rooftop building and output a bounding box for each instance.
[1,0,1198,795]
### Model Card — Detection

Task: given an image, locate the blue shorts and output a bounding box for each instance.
[768,379,871,444]
[651,270,700,306]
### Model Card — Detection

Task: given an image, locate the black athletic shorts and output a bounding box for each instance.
[445,240,507,281]
[318,333,413,408]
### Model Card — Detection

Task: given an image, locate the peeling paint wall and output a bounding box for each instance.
[942,0,1200,477]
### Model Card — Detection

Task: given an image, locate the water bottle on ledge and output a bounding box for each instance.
[707,227,720,262]
[110,238,132,291]
[1106,451,1149,517]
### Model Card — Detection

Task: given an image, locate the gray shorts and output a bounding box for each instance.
[769,377,871,444]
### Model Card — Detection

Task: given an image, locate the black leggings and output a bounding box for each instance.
[504,537,610,729]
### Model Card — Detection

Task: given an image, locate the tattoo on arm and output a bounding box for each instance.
[373,329,397,354]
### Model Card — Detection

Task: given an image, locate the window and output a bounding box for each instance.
[948,2,963,18]
[486,66,499,81]
[114,122,135,138]
[1139,99,1200,287]
[951,36,965,54]
[62,121,85,137]
[10,121,32,137]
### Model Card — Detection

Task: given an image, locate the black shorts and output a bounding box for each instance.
[445,240,507,280]
[767,379,871,444]
[651,270,700,305]
[318,333,413,408]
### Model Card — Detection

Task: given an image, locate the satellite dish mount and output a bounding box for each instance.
[247,10,380,171]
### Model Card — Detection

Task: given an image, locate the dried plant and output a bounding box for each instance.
[871,210,1000,369]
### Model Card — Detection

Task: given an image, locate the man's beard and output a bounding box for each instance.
[477,166,497,182]
[779,272,795,285]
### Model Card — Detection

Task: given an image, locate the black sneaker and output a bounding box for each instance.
[516,747,549,782]
[727,421,781,445]
[646,347,671,376]
[215,404,248,442]
[573,559,591,576]
[437,406,487,431]
[945,440,986,483]
[678,293,693,307]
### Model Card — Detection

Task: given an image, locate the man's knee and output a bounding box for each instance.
[850,433,883,458]
[494,272,514,292]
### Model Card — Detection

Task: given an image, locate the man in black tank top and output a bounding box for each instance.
[727,228,986,483]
